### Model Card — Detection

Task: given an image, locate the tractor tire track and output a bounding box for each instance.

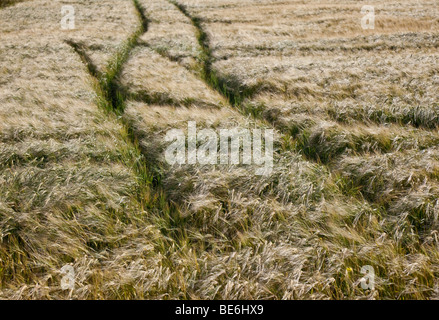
[165,0,399,215]
[66,0,184,240]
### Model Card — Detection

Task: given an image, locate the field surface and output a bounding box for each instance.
[0,0,438,299]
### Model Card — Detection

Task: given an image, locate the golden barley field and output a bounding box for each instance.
[0,0,438,300]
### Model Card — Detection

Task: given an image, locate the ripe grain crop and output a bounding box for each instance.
[1,0,438,299]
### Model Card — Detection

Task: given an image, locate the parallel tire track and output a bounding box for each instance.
[66,0,183,236]
[166,0,397,215]
[168,0,260,107]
